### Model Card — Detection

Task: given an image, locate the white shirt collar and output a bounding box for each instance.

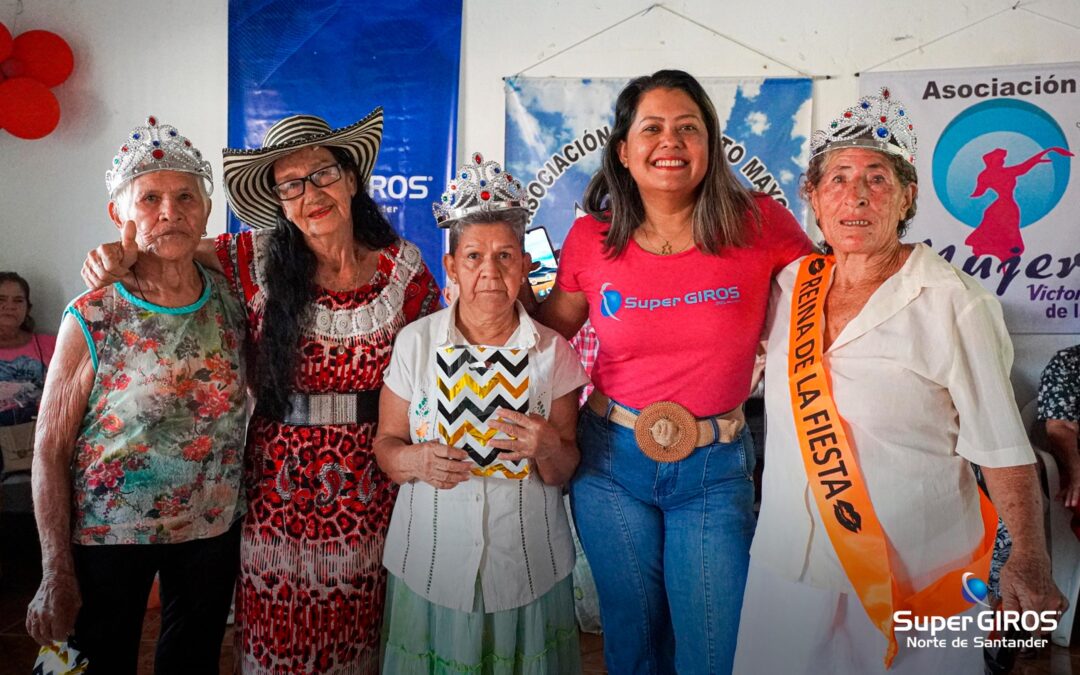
[434,299,540,350]
[894,242,967,292]
[827,242,964,352]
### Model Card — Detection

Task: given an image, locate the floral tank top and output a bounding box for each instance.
[65,265,248,545]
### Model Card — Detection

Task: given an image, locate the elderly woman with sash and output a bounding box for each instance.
[375,154,588,673]
[733,90,1066,674]
[27,117,247,674]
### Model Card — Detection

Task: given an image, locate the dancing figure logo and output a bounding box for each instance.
[932,99,1073,262]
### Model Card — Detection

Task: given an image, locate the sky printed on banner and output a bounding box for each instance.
[506,77,812,249]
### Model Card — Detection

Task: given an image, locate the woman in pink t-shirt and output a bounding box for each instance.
[0,272,56,467]
[527,70,812,675]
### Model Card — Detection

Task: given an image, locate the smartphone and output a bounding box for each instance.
[524,226,558,299]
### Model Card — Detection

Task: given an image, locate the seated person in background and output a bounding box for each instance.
[0,272,56,470]
[1038,345,1080,515]
[25,116,248,675]
[0,271,56,578]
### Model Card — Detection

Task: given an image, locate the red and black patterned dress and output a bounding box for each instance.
[216,230,439,674]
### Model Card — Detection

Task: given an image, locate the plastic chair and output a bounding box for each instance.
[1020,399,1080,647]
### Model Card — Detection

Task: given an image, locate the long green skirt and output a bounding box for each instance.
[381,574,581,674]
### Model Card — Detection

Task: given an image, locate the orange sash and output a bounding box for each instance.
[787,254,998,668]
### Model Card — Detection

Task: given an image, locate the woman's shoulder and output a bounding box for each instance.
[67,286,114,314]
[775,254,810,291]
[749,193,803,230]
[530,316,572,350]
[560,214,609,262]
[910,244,998,307]
[382,238,428,276]
[394,304,449,345]
[32,332,57,351]
[566,213,608,241]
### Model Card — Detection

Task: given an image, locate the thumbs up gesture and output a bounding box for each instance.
[82,220,139,290]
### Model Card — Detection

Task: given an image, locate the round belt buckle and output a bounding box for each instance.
[633,401,698,463]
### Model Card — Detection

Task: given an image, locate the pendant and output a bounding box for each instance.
[660,241,672,255]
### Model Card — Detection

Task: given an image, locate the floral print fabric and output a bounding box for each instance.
[1038,344,1080,423]
[66,266,247,546]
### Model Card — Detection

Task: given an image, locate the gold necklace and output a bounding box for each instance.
[641,225,693,255]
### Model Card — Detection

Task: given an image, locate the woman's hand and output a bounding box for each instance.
[408,441,473,490]
[26,570,81,645]
[373,387,473,489]
[1058,457,1080,509]
[1045,419,1080,508]
[488,408,563,463]
[82,220,138,290]
[997,548,1068,630]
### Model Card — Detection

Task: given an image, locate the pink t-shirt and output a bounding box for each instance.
[0,332,56,426]
[557,194,812,417]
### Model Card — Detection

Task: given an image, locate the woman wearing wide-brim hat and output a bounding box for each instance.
[83,108,441,675]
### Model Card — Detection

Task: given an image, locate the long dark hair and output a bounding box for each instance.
[0,271,34,332]
[256,147,398,419]
[583,69,760,257]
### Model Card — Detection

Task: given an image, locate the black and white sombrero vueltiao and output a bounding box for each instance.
[222,107,383,229]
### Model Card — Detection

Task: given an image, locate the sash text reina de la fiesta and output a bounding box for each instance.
[790,272,853,502]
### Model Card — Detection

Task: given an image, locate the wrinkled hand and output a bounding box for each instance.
[410,441,472,490]
[488,408,561,463]
[998,549,1068,633]
[82,220,138,290]
[1058,456,1080,509]
[26,570,81,645]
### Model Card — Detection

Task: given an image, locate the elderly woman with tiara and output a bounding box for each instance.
[82,109,441,673]
[733,90,1066,674]
[28,116,248,674]
[374,153,588,673]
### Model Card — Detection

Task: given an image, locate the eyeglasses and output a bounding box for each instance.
[271,163,343,201]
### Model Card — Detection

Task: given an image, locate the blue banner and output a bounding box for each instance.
[228,0,462,277]
[505,77,813,250]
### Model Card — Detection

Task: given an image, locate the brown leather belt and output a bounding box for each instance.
[587,391,745,462]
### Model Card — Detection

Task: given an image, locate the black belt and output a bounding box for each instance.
[281,390,380,426]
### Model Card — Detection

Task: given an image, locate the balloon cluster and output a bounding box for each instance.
[0,23,74,139]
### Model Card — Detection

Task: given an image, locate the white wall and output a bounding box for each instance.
[2,0,1079,403]
[0,0,227,333]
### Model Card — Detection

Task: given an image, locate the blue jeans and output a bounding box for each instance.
[571,403,756,675]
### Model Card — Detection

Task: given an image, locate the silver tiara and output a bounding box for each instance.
[433,152,527,228]
[105,115,213,197]
[810,87,917,164]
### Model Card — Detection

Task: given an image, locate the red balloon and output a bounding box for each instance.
[0,77,60,139]
[0,23,11,63]
[12,30,73,87]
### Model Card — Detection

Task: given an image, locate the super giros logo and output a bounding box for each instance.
[961,572,992,607]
